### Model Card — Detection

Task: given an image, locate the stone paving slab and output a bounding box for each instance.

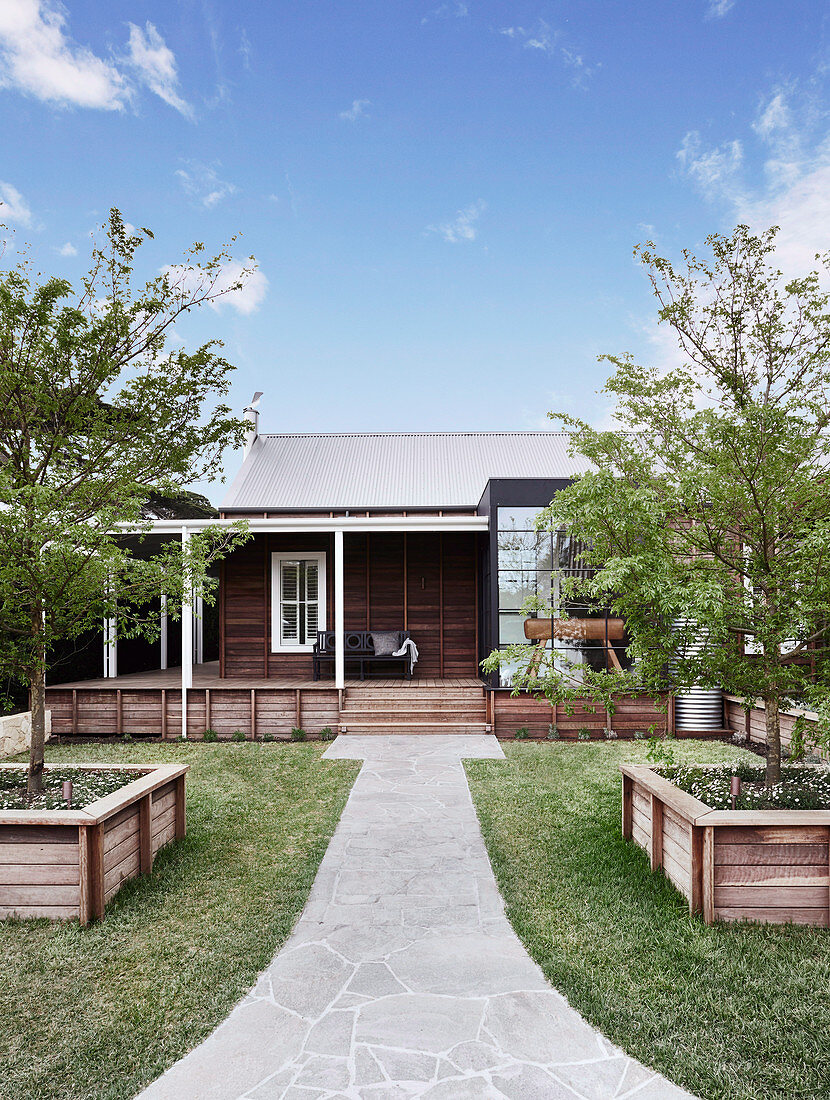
[138,735,698,1100]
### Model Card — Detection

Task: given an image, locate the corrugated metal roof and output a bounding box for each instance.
[221,432,594,511]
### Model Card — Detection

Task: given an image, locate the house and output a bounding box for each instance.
[44,408,670,740]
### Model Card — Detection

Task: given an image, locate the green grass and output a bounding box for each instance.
[1,742,359,1100]
[466,741,830,1100]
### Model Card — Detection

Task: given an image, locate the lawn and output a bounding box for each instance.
[466,740,830,1100]
[1,742,359,1100]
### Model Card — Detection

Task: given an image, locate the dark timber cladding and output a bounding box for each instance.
[221,532,480,679]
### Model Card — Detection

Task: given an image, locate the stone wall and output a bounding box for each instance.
[0,711,52,759]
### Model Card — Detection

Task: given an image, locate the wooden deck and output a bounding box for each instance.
[49,662,484,692]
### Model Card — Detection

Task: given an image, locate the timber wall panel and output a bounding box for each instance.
[624,766,830,927]
[0,824,80,920]
[492,692,669,739]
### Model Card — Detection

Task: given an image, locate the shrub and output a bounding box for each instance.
[577,727,590,741]
[262,731,275,742]
[231,730,247,742]
[203,728,219,743]
[290,727,307,742]
[319,726,336,741]
[515,726,529,740]
[547,724,560,740]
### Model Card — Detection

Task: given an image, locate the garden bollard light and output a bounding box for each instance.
[63,780,73,808]
[730,775,741,810]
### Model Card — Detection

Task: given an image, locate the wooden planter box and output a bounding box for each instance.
[621,765,830,927]
[0,763,187,925]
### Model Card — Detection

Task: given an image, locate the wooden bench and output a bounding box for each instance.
[312,630,412,681]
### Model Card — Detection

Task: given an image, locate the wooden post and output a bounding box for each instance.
[174,775,186,840]
[161,689,167,740]
[745,705,751,743]
[89,823,105,920]
[702,826,715,925]
[116,689,122,738]
[72,689,78,736]
[250,688,257,740]
[649,793,663,870]
[439,533,444,677]
[205,688,211,732]
[403,532,408,632]
[621,774,633,839]
[139,793,153,875]
[689,824,704,914]
[78,825,91,927]
[667,693,675,736]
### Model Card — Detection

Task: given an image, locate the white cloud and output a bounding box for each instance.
[125,22,192,118]
[175,161,238,208]
[238,28,252,70]
[421,3,468,24]
[0,3,191,116]
[676,131,744,201]
[162,260,268,316]
[0,180,33,225]
[0,0,126,109]
[497,21,598,86]
[339,98,370,121]
[56,240,76,256]
[676,82,830,273]
[706,0,736,18]
[428,199,485,243]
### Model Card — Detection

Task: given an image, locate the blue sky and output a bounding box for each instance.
[1,1,830,499]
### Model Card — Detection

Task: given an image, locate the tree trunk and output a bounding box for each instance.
[765,695,781,786]
[27,668,47,797]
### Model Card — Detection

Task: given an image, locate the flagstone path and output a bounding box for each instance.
[138,735,697,1100]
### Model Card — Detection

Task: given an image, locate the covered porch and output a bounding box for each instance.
[45,662,490,739]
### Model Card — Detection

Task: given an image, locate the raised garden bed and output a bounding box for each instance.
[621,763,830,927]
[0,762,187,924]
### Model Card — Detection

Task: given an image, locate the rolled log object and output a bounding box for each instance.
[523,617,626,642]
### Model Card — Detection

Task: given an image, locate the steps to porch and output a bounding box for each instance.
[338,682,489,735]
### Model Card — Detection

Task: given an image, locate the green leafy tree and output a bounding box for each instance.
[485,225,830,785]
[0,211,250,794]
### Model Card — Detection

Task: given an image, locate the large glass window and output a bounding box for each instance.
[495,506,626,686]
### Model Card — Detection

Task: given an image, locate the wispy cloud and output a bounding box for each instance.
[497,21,598,86]
[238,28,252,71]
[421,2,468,24]
[162,259,268,316]
[0,180,33,225]
[339,98,370,121]
[0,2,190,116]
[125,22,192,118]
[676,80,830,273]
[706,0,736,19]
[427,199,486,243]
[56,240,76,256]
[175,161,238,208]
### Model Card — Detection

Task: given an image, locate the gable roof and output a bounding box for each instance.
[221,432,593,512]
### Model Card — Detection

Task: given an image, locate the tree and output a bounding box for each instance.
[0,211,250,794]
[485,225,830,784]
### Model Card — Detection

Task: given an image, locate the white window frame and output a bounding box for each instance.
[271,551,327,653]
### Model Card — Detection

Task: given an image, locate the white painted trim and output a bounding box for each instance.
[271,551,327,653]
[117,515,488,534]
[334,530,344,690]
[160,594,168,671]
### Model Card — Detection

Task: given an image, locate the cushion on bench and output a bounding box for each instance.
[370,631,400,656]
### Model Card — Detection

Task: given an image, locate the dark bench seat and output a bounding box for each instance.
[312,630,412,681]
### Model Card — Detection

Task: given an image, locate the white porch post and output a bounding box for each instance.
[194,594,204,665]
[103,615,117,678]
[334,529,345,689]
[160,593,168,670]
[181,526,192,739]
